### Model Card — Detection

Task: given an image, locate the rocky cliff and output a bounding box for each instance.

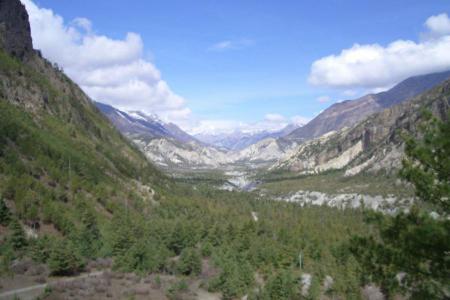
[0,0,33,60]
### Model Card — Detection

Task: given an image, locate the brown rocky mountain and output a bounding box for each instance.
[287,70,450,142]
[273,79,450,175]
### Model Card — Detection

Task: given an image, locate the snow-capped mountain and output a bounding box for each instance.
[194,123,302,151]
[95,102,231,168]
[95,102,299,169]
[95,102,199,144]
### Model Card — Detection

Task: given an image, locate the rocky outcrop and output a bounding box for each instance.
[0,0,34,60]
[135,137,232,169]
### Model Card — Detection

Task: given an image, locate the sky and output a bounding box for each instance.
[21,0,450,134]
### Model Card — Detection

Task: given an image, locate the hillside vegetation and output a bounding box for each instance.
[0,16,368,299]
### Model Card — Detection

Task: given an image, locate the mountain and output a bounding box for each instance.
[0,0,164,234]
[195,122,302,151]
[272,78,450,175]
[229,137,298,165]
[134,138,232,169]
[95,102,199,144]
[94,102,233,169]
[287,70,450,142]
[95,102,303,169]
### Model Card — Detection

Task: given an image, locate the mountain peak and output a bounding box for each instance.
[0,0,34,60]
[127,110,164,124]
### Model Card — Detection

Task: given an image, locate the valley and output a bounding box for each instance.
[0,0,449,299]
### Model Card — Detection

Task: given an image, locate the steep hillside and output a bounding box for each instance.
[273,79,450,175]
[287,70,450,142]
[0,0,165,236]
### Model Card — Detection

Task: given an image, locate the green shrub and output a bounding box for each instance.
[177,247,201,276]
[260,270,298,300]
[48,239,83,276]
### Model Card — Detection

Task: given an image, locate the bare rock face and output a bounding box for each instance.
[0,0,33,60]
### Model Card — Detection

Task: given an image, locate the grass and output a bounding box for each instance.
[258,169,414,198]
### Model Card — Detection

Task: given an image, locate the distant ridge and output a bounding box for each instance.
[287,70,450,142]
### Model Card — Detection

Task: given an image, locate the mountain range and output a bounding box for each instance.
[95,70,450,172]
[273,80,450,175]
[194,122,301,151]
[95,102,300,169]
[287,70,450,142]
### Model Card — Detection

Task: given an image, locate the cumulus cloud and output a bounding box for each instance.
[208,39,254,51]
[21,0,189,122]
[425,13,450,38]
[308,12,450,90]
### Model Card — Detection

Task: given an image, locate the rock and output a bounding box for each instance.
[300,273,312,297]
[362,284,385,300]
[10,258,34,274]
[0,0,34,60]
[323,275,334,292]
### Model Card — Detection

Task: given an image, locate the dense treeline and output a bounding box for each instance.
[1,182,368,299]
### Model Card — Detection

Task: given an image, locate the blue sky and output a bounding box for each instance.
[24,0,450,133]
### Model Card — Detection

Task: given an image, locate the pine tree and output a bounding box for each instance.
[0,198,11,226]
[77,204,102,258]
[8,218,27,250]
[177,247,201,276]
[261,270,297,300]
[48,239,82,275]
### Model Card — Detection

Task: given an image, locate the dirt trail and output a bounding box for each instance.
[0,271,104,300]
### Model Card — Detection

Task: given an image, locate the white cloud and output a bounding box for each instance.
[71,17,92,33]
[308,12,450,90]
[21,0,189,122]
[316,95,330,103]
[425,13,450,38]
[208,39,254,51]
